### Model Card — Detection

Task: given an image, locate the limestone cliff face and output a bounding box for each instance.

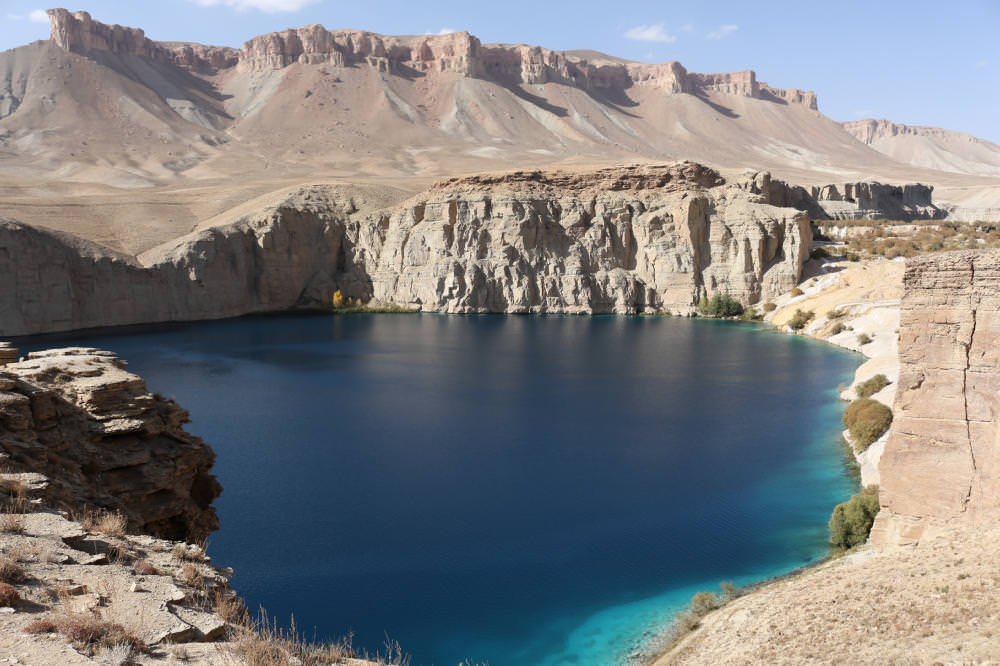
[0,164,810,334]
[0,198,352,336]
[0,347,220,542]
[871,250,1000,545]
[809,181,942,220]
[47,8,239,72]
[45,9,818,107]
[368,164,810,313]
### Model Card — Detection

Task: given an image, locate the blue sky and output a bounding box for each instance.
[3,0,998,142]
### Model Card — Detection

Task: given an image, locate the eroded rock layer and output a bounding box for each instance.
[0,347,220,542]
[871,249,1000,545]
[0,163,812,334]
[45,8,818,108]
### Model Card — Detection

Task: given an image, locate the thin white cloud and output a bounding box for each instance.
[706,24,738,39]
[29,9,49,22]
[189,0,320,12]
[624,23,676,43]
[432,28,457,35]
[680,23,694,32]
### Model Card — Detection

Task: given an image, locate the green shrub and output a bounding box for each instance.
[810,246,831,260]
[857,333,872,345]
[739,307,762,321]
[827,308,846,319]
[829,322,846,335]
[856,374,891,399]
[829,485,880,550]
[763,302,776,312]
[843,398,893,451]
[697,293,744,317]
[788,309,814,330]
[846,252,860,262]
[789,287,804,297]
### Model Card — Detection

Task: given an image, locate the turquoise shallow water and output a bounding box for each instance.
[26,314,860,665]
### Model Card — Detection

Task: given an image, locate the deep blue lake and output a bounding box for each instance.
[26,314,859,665]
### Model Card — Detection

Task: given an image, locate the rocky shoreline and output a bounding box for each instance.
[650,250,1000,664]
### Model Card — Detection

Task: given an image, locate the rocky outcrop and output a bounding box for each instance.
[0,163,812,334]
[871,250,1000,545]
[45,8,818,108]
[47,8,239,73]
[809,181,942,220]
[369,164,810,312]
[0,347,220,542]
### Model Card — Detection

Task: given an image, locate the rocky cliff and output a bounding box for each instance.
[0,163,812,335]
[809,181,942,220]
[369,164,810,313]
[45,8,818,108]
[871,250,1000,545]
[0,346,220,542]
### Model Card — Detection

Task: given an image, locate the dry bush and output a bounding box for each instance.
[0,581,20,606]
[108,542,134,565]
[180,563,203,588]
[82,511,127,538]
[55,614,150,654]
[234,611,361,666]
[97,642,134,666]
[172,543,205,561]
[0,512,25,534]
[24,619,58,634]
[215,589,249,625]
[0,556,27,584]
[132,559,159,576]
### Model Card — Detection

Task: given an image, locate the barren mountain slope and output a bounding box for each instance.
[1,8,999,251]
[844,118,1000,178]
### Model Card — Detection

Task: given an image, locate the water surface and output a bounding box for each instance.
[30,314,859,665]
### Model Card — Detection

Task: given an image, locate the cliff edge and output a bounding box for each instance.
[872,249,1000,545]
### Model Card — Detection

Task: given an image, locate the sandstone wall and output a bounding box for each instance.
[370,164,810,313]
[0,164,811,335]
[809,181,942,220]
[871,250,1000,545]
[45,9,818,107]
[0,347,220,542]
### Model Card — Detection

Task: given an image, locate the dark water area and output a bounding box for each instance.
[26,314,859,665]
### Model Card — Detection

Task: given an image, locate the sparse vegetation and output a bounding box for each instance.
[810,246,831,260]
[815,220,1000,260]
[857,333,872,345]
[829,322,847,335]
[0,556,27,584]
[697,292,745,317]
[829,485,880,550]
[24,619,58,634]
[843,398,893,451]
[54,615,150,655]
[789,287,804,297]
[81,510,127,538]
[0,581,20,606]
[827,308,846,319]
[0,512,25,534]
[331,289,415,314]
[739,307,763,321]
[856,374,891,399]
[788,309,814,330]
[132,559,159,576]
[763,302,776,312]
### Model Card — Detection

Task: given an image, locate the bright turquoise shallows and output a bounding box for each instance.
[36,314,860,665]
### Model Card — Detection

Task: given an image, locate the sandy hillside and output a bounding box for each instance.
[1,10,999,252]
